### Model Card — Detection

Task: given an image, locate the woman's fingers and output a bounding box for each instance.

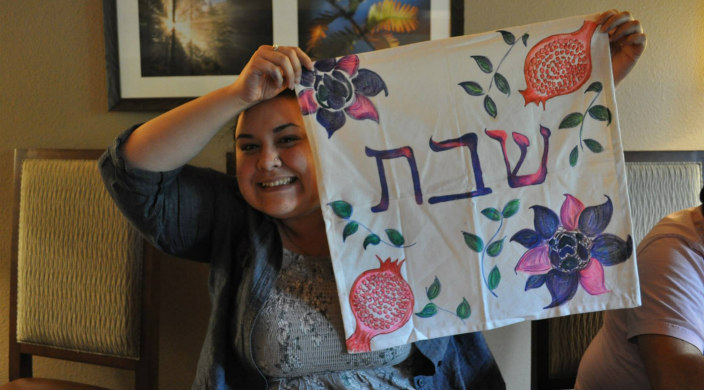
[608,20,641,42]
[233,44,313,104]
[259,45,313,90]
[597,10,645,43]
[620,31,647,47]
[278,47,303,88]
[293,46,315,71]
[598,10,629,32]
[595,10,646,85]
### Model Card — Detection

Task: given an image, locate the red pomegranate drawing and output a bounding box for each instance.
[346,255,414,353]
[520,20,599,109]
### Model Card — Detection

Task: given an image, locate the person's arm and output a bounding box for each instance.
[596,10,647,86]
[637,334,704,390]
[123,45,313,172]
[626,225,704,390]
[100,128,241,261]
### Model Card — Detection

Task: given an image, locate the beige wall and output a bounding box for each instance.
[0,1,702,389]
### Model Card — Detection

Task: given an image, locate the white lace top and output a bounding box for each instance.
[250,249,415,389]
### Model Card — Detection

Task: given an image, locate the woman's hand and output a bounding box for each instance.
[597,10,647,85]
[230,45,314,106]
[124,47,312,172]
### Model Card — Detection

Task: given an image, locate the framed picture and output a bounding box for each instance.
[103,0,464,111]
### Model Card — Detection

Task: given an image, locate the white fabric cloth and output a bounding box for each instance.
[296,13,640,352]
[575,206,704,389]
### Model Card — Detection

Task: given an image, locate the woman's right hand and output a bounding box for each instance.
[121,46,312,172]
[230,45,314,106]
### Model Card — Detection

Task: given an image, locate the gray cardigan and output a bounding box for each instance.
[99,125,505,390]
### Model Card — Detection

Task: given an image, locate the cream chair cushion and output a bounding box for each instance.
[16,159,143,358]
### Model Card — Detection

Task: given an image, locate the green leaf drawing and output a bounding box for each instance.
[521,33,529,46]
[559,112,584,129]
[471,55,493,73]
[329,200,352,219]
[569,146,579,167]
[494,73,510,96]
[584,139,604,153]
[459,81,484,96]
[342,221,358,242]
[502,199,520,218]
[588,105,612,125]
[456,298,471,319]
[585,81,603,93]
[363,234,380,249]
[486,238,505,257]
[488,266,501,291]
[415,303,438,318]
[462,232,484,253]
[385,229,405,246]
[481,207,501,221]
[498,30,515,45]
[484,95,497,118]
[426,277,441,300]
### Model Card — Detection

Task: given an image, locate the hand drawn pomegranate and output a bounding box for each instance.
[520,20,598,109]
[346,256,414,352]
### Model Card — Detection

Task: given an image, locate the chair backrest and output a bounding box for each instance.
[531,150,704,390]
[8,149,159,389]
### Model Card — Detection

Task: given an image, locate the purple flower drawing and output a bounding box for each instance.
[297,55,388,138]
[511,194,633,308]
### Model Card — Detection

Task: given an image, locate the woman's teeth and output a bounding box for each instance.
[260,177,296,188]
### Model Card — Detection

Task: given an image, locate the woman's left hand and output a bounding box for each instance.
[597,10,647,85]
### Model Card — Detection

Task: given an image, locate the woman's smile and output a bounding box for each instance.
[258,176,298,189]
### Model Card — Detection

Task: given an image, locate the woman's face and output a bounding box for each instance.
[235,96,320,221]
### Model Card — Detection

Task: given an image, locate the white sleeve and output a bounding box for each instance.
[625,236,704,353]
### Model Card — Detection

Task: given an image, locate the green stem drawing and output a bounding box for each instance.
[415,276,471,320]
[462,199,520,297]
[558,82,612,167]
[578,90,601,150]
[479,218,504,298]
[329,200,415,250]
[459,31,528,118]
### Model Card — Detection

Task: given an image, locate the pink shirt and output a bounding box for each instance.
[575,206,704,390]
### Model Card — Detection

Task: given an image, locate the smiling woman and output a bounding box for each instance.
[98,43,506,389]
[234,92,322,225]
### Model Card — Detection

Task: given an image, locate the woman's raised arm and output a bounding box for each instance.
[122,45,313,172]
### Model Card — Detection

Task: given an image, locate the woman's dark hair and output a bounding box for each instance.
[232,89,298,140]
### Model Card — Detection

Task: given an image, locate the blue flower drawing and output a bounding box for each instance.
[511,194,633,308]
[298,55,388,138]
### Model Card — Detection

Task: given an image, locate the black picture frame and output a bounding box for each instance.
[103,0,464,112]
